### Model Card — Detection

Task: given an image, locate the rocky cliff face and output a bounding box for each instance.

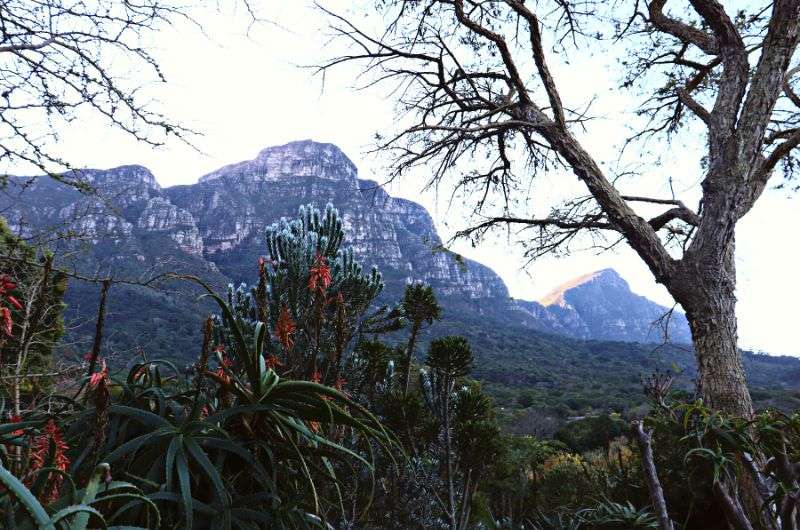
[163,140,515,320]
[0,140,692,352]
[517,269,692,344]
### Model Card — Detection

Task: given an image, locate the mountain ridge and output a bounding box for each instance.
[3,139,690,348]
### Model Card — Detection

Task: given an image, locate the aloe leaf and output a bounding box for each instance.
[50,504,106,530]
[175,443,193,530]
[164,435,180,492]
[183,437,229,509]
[107,405,173,430]
[0,463,53,529]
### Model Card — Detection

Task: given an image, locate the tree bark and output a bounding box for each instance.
[633,420,674,530]
[443,387,457,530]
[670,245,753,418]
[403,322,420,396]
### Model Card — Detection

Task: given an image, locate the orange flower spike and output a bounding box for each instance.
[308,253,332,294]
[211,356,235,385]
[89,360,109,388]
[0,275,15,293]
[1,307,12,336]
[5,414,23,437]
[265,354,283,369]
[27,420,70,504]
[5,295,22,310]
[275,306,296,350]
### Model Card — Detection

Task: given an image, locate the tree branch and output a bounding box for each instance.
[647,0,718,54]
[633,420,674,530]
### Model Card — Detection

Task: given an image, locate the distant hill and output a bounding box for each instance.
[1,140,796,415]
[517,268,691,343]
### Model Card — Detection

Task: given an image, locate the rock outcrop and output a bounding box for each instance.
[518,269,691,343]
[0,140,692,350]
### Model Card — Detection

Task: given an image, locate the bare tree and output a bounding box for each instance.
[319,0,800,418]
[0,0,256,185]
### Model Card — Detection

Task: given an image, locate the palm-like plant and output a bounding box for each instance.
[400,282,441,395]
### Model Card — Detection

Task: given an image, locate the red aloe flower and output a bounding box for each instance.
[89,360,109,388]
[275,306,296,350]
[0,275,15,293]
[213,356,234,385]
[1,307,12,336]
[27,420,70,504]
[309,420,320,433]
[265,354,283,369]
[308,253,332,294]
[5,414,23,437]
[310,370,322,384]
[5,295,22,310]
[334,376,349,396]
[0,275,22,311]
[132,365,147,381]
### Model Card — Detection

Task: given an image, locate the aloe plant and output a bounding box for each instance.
[1,204,402,529]
[0,460,158,529]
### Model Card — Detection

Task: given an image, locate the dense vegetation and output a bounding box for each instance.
[3,204,800,530]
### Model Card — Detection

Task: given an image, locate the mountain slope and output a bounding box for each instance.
[517,269,692,343]
[2,139,796,416]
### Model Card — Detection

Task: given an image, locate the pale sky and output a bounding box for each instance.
[13,2,800,355]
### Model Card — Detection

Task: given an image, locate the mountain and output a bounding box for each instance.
[161,140,517,319]
[1,140,691,346]
[517,269,692,344]
[1,140,537,357]
[3,140,799,415]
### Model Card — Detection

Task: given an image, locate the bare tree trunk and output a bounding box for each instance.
[633,421,674,530]
[671,246,753,418]
[456,468,472,530]
[87,279,110,377]
[672,245,763,523]
[403,322,420,396]
[443,388,457,530]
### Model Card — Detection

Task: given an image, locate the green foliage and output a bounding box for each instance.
[0,218,66,393]
[0,204,401,529]
[214,203,393,386]
[576,500,658,529]
[426,336,473,379]
[554,415,627,454]
[399,282,441,393]
[0,460,157,530]
[6,202,800,530]
[453,382,502,474]
[401,282,441,329]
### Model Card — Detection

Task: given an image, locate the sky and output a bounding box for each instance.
[16,1,800,355]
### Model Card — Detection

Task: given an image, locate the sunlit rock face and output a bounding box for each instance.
[0,140,690,345]
[518,269,692,344]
